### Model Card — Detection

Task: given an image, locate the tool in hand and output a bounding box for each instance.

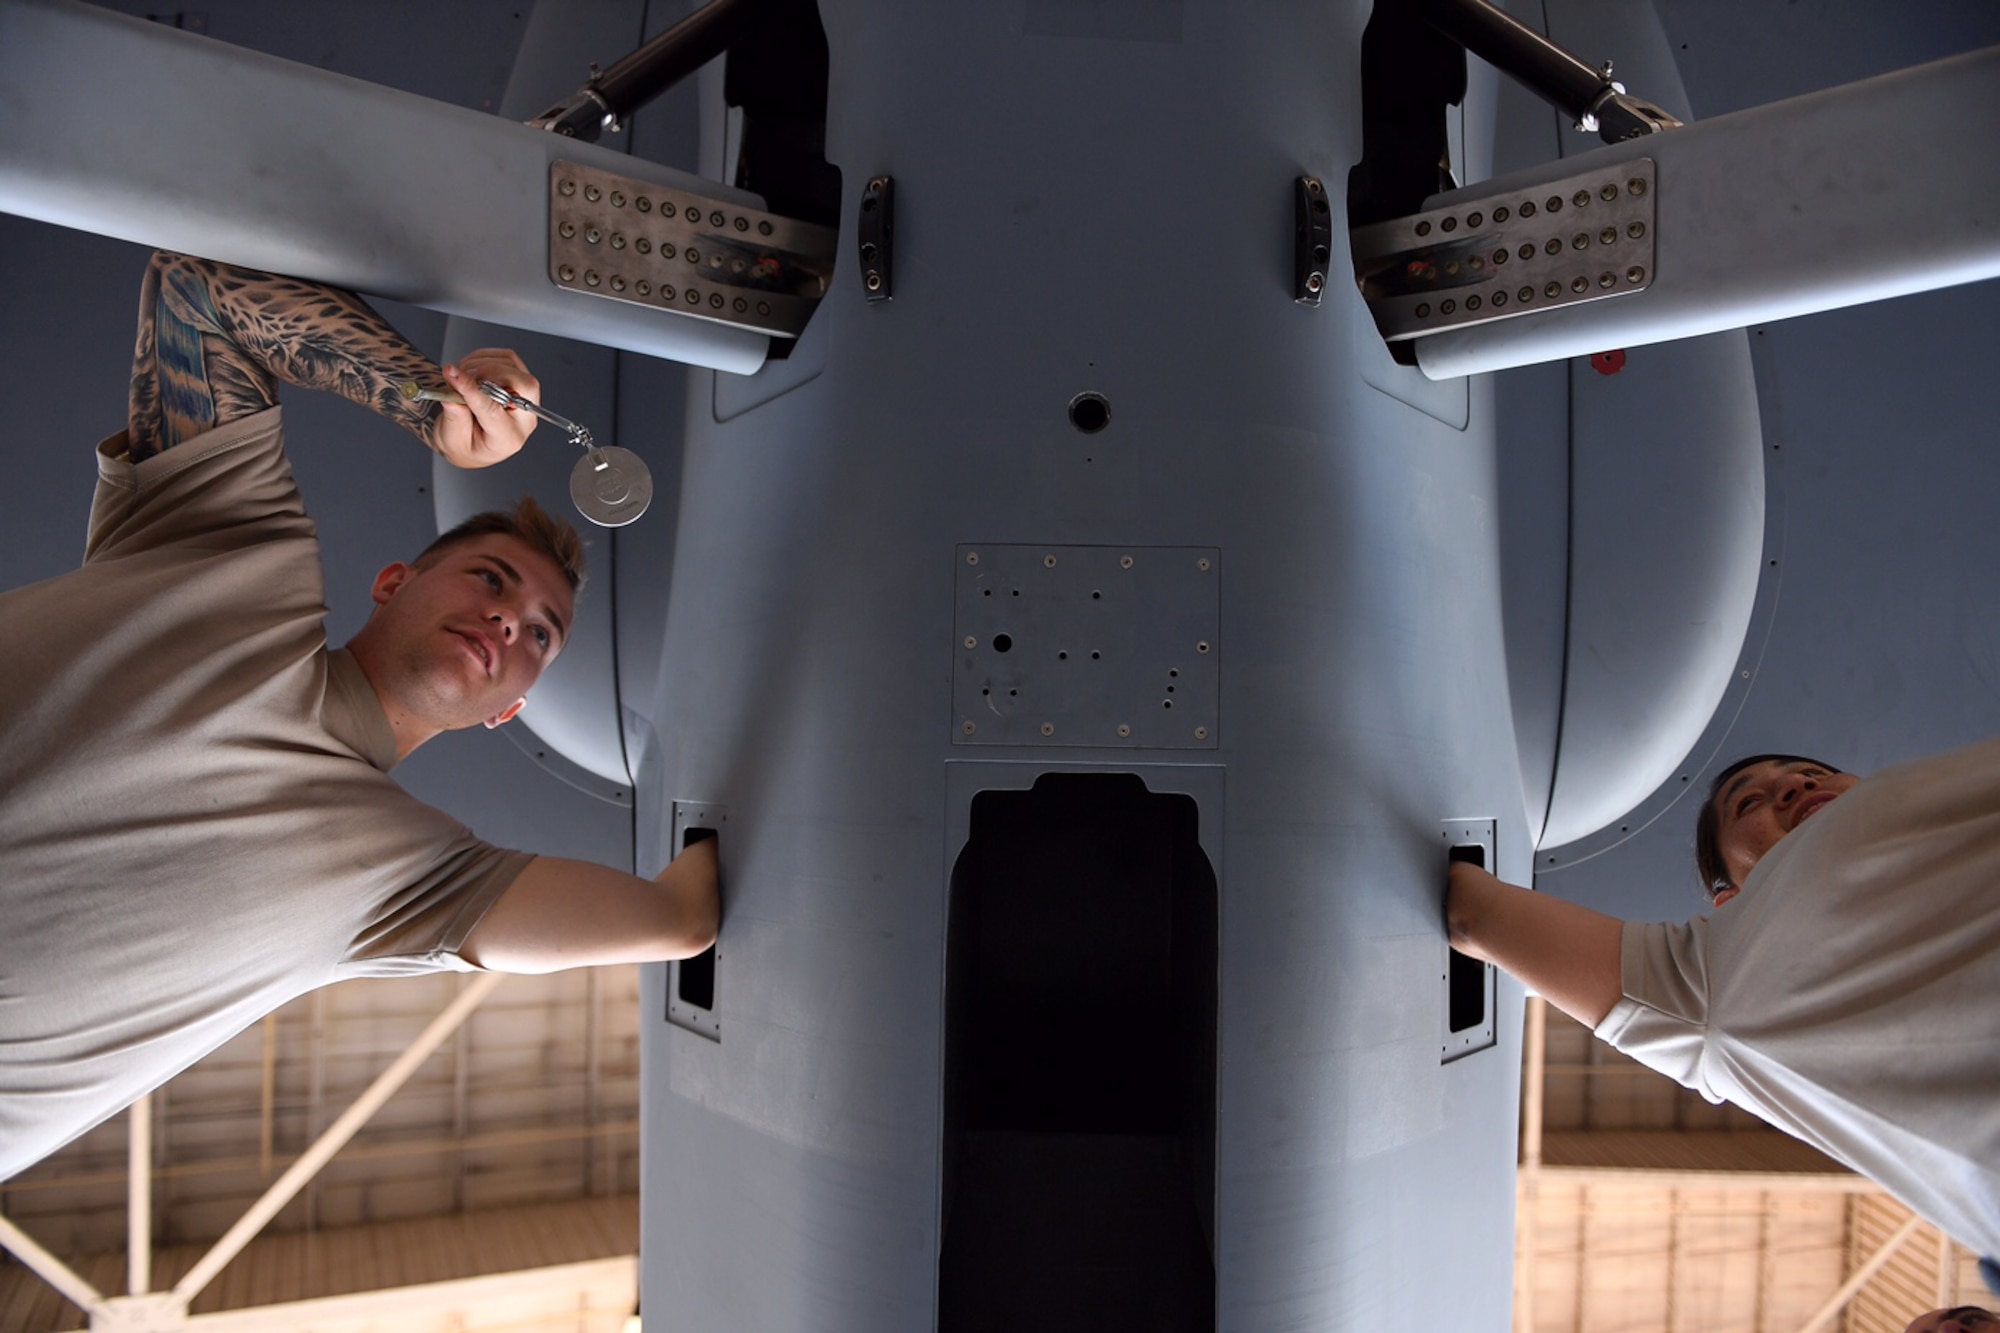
[401,378,654,528]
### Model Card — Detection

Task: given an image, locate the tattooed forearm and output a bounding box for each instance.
[127,252,444,462]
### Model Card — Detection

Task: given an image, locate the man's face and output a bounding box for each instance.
[1904,1306,1998,1333]
[1710,759,1860,902]
[361,533,575,733]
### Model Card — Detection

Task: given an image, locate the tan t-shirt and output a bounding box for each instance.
[1596,737,2000,1257]
[0,409,532,1177]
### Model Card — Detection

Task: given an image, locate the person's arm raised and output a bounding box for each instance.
[458,838,721,975]
[1446,860,1625,1027]
[126,250,534,469]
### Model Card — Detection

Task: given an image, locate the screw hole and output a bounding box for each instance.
[993,634,1013,653]
[1068,392,1111,434]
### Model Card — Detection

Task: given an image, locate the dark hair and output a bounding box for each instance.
[1693,753,1842,899]
[416,495,586,594]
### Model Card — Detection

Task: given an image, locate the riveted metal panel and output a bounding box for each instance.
[952,544,1219,749]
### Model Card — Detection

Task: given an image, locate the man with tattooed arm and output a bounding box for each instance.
[0,252,718,1178]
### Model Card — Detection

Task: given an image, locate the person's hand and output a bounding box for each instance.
[426,349,540,469]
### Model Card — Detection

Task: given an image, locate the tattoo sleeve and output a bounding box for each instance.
[127,251,444,462]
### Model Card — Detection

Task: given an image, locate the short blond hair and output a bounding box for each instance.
[417,496,586,593]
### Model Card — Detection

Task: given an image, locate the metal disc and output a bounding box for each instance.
[569,446,653,527]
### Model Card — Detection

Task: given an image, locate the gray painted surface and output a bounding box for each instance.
[4,1,2000,1329]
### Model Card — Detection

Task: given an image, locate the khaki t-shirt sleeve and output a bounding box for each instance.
[85,408,308,565]
[339,838,538,977]
[1593,919,1718,1099]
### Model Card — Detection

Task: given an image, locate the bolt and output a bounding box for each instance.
[865,272,883,292]
[1306,273,1324,293]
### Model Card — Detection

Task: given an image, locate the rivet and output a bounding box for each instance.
[1494,205,1510,223]
[1629,178,1648,196]
[1546,195,1563,212]
[661,202,677,218]
[1519,243,1535,261]
[1741,669,1751,679]
[710,255,723,269]
[1197,557,1211,571]
[1415,220,1433,237]
[662,284,676,300]
[559,179,577,196]
[963,721,976,735]
[735,297,748,312]
[686,248,700,263]
[1598,272,1615,289]
[1440,298,1457,315]
[663,243,677,259]
[1520,200,1537,218]
[559,221,576,239]
[1492,290,1508,306]
[636,238,652,254]
[558,264,576,281]
[1571,276,1589,293]
[610,190,626,207]
[1600,227,1618,246]
[585,270,601,287]
[1573,189,1591,207]
[1445,261,1461,276]
[710,210,726,227]
[584,184,602,202]
[1441,216,1458,233]
[731,258,747,274]
[1045,554,1059,568]
[1600,184,1619,202]
[686,288,701,304]
[710,293,725,308]
[637,197,652,212]
[637,280,652,296]
[1628,221,1646,239]
[1197,641,1210,654]
[1040,722,1055,737]
[1117,724,1132,738]
[1627,265,1646,283]
[759,220,773,236]
[1518,285,1534,302]
[585,226,602,244]
[1415,302,1432,318]
[964,636,977,649]
[1545,281,1562,298]
[1493,249,1509,265]
[1306,273,1324,293]
[1572,232,1589,250]
[1466,210,1483,227]
[1545,238,1562,256]
[734,216,749,231]
[1119,555,1134,569]
[610,275,627,291]
[865,272,883,292]
[1466,294,1482,311]
[611,234,626,249]
[757,301,771,315]
[1195,726,1209,740]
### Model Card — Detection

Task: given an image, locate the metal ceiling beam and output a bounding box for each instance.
[0,0,772,374]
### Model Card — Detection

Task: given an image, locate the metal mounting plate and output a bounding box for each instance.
[1352,158,1656,341]
[549,160,836,338]
[953,544,1220,750]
